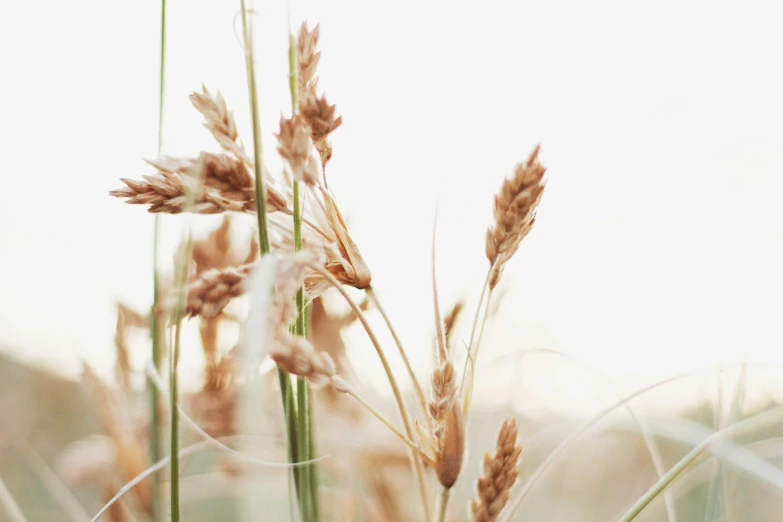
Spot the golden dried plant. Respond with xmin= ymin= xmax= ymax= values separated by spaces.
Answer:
xmin=485 ymin=145 xmax=547 ymax=289
xmin=296 ymin=22 xmax=342 ymax=169
xmin=470 ymin=417 xmax=523 ymax=522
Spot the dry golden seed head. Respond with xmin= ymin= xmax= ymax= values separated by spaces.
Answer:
xmin=158 ymin=263 xmax=253 ymax=319
xmin=299 ymin=92 xmax=342 ymax=167
xmin=470 ymin=417 xmax=523 ymax=522
xmin=296 ymin=22 xmax=321 ymax=97
xmin=276 ymin=115 xmax=319 ymax=185
xmin=485 ymin=145 xmax=547 ymax=290
xmin=190 ymin=85 xmax=252 ymax=165
xmin=434 ymin=402 xmax=465 ymax=489
xmin=110 ymin=152 xmax=287 ymax=215
xmin=299 ymin=92 xmax=343 ymax=140
xmin=319 ymin=189 xmax=371 ymax=288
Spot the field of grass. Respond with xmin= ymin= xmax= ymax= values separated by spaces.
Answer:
xmin=2 ymin=1 xmax=783 ymax=522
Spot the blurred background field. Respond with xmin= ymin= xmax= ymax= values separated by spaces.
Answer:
xmin=1 ymin=0 xmax=783 ymax=520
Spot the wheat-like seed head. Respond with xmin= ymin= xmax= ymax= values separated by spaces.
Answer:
xmin=159 ymin=263 xmax=253 ymax=319
xmin=295 ymin=22 xmax=342 ymax=169
xmin=485 ymin=145 xmax=547 ymax=289
xmin=296 ymin=22 xmax=321 ymax=99
xmin=110 ymin=152 xmax=287 ymax=214
xmin=190 ymin=85 xmax=252 ymax=166
xmin=470 ymin=417 xmax=523 ymax=522
xmin=299 ymin=92 xmax=342 ymax=167
xmin=276 ymin=114 xmax=320 ymax=184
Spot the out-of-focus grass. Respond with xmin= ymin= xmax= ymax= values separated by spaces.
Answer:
xmin=4 ymin=350 xmax=783 ymax=521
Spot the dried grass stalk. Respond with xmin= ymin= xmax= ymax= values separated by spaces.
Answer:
xmin=470 ymin=417 xmax=523 ymax=522
xmin=485 ymin=145 xmax=547 ymax=289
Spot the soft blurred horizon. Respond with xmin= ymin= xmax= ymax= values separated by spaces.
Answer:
xmin=1 ymin=0 xmax=782 ymax=416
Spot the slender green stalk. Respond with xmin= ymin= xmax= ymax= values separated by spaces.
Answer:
xmin=149 ymin=0 xmax=167 ymax=519
xmin=239 ymin=0 xmax=270 ymax=252
xmin=239 ymin=2 xmax=301 ymax=519
xmin=288 ymin=16 xmax=318 ymax=519
xmin=169 ymin=237 xmax=193 ymax=522
xmin=436 ymin=488 xmax=450 ymax=522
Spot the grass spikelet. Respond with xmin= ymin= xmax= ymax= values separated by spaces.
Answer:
xmin=276 ymin=114 xmax=319 ymax=185
xmin=190 ymin=85 xmax=252 ymax=166
xmin=485 ymin=145 xmax=547 ymax=289
xmin=173 ymin=263 xmax=254 ymax=319
xmin=295 ymin=22 xmax=342 ymax=169
xmin=470 ymin=417 xmax=523 ymax=522
xmin=296 ymin=22 xmax=320 ymax=98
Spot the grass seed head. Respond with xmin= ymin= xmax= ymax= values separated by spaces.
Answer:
xmin=470 ymin=417 xmax=523 ymax=522
xmin=485 ymin=145 xmax=547 ymax=289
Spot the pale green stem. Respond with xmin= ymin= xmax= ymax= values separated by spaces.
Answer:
xmin=436 ymin=488 xmax=450 ymax=522
xmin=238 ymin=6 xmax=301 ymax=520
xmin=169 ymin=236 xmax=193 ymax=522
xmin=149 ymin=0 xmax=167 ymax=519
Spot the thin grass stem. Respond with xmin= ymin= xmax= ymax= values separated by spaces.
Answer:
xmin=461 ymin=285 xmax=493 ymax=418
xmin=459 ymin=266 xmax=492 ymax=412
xmin=365 ymin=287 xmax=428 ymax=413
xmin=343 ymin=387 xmax=433 ymax=465
xmin=617 ymin=406 xmax=783 ymax=522
xmin=501 ymin=365 xmax=758 ymax=522
xmin=306 ymin=262 xmax=432 ymax=521
xmin=436 ymin=487 xmax=450 ymax=522
xmin=149 ymin=0 xmax=168 ymax=519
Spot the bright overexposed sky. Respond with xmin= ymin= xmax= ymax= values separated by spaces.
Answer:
xmin=1 ymin=0 xmax=781 ymax=413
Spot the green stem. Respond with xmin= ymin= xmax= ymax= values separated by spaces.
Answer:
xmin=288 ymin=15 xmax=318 ymax=520
xmin=149 ymin=0 xmax=167 ymax=519
xmin=239 ymin=0 xmax=270 ymax=252
xmin=436 ymin=488 xmax=450 ymax=522
xmin=169 ymin=237 xmax=193 ymax=522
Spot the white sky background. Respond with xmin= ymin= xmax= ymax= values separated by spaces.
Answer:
xmin=0 ymin=0 xmax=782 ymax=415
